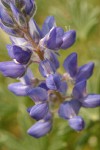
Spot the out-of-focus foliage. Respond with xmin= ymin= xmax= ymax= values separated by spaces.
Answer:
xmin=49 ymin=0 xmax=100 ymax=41
xmin=0 ymin=0 xmax=100 ymax=150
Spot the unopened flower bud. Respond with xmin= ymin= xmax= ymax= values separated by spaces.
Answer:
xmin=27 ymin=120 xmax=52 ymax=138
xmin=30 ymin=103 xmax=49 ymax=120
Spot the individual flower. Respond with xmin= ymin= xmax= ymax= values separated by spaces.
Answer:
xmin=63 ymin=53 xmax=94 ymax=83
xmin=8 ymin=69 xmax=38 ymax=96
xmin=27 ymin=120 xmax=52 ymax=138
xmin=39 ymin=16 xmax=76 ymax=51
xmin=7 ymin=45 xmax=32 ymax=64
xmin=41 ymin=16 xmax=56 ymax=36
xmin=46 ymin=73 xmax=67 ymax=95
xmin=0 ymin=4 xmax=14 ymax=27
xmin=60 ymin=30 xmax=76 ymax=49
xmin=0 ymin=61 xmax=26 ymax=78
xmin=39 ymin=59 xmax=57 ymax=77
xmin=28 ymin=87 xmax=48 ymax=103
xmin=8 ymin=82 xmax=33 ymax=96
xmin=58 ymin=80 xmax=100 ymax=131
xmin=40 ymin=27 xmax=76 ymax=51
xmin=58 ymin=99 xmax=84 ymax=131
xmin=58 ymin=100 xmax=81 ymax=120
xmin=68 ymin=116 xmax=85 ymax=131
xmin=28 ymin=103 xmax=49 ymax=121
xmin=22 ymin=0 xmax=36 ymax=18
xmin=73 ymin=81 xmax=100 ymax=108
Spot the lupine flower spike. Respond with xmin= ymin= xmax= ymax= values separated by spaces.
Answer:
xmin=0 ymin=0 xmax=100 ymax=138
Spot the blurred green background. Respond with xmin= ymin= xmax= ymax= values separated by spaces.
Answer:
xmin=0 ymin=0 xmax=100 ymax=150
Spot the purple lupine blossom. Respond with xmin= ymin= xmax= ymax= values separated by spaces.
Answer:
xmin=72 ymin=81 xmax=100 ymax=108
xmin=29 ymin=103 xmax=49 ymax=121
xmin=0 ymin=4 xmax=14 ymax=27
xmin=8 ymin=68 xmax=39 ymax=96
xmin=7 ymin=45 xmax=32 ymax=64
xmin=0 ymin=0 xmax=100 ymax=138
xmin=58 ymin=100 xmax=81 ymax=120
xmin=27 ymin=120 xmax=52 ymax=138
xmin=0 ymin=61 xmax=26 ymax=78
xmin=68 ymin=116 xmax=85 ymax=131
xmin=58 ymin=80 xmax=100 ymax=131
xmin=63 ymin=53 xmax=94 ymax=83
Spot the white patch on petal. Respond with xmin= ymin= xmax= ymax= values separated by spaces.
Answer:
xmin=13 ymin=59 xmax=20 ymax=64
